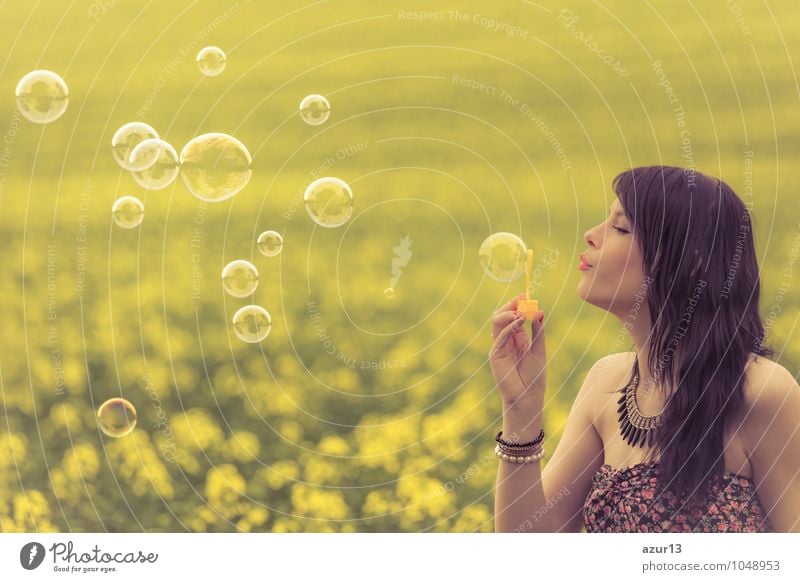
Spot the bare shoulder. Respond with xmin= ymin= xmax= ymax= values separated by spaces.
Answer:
xmin=588 ymin=351 xmax=635 ymax=389
xmin=742 ymin=356 xmax=799 ymax=414
xmin=589 ymin=351 xmax=634 ymax=376
xmin=584 ymin=352 xmax=636 ymax=424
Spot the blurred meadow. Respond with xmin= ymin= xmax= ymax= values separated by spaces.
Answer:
xmin=0 ymin=0 xmax=798 ymax=532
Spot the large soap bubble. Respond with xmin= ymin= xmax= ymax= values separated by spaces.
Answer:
xmin=179 ymin=133 xmax=252 ymax=202
xmin=303 ymin=177 xmax=353 ymax=228
xmin=479 ymin=232 xmax=527 ymax=283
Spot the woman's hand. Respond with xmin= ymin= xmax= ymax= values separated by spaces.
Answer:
xmin=489 ymin=293 xmax=547 ymax=407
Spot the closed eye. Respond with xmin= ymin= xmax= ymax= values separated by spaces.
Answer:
xmin=613 ymin=226 xmax=629 ymax=234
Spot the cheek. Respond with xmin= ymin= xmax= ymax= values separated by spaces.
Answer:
xmin=617 ymin=251 xmax=647 ymax=289
xmin=601 ymin=244 xmax=644 ymax=282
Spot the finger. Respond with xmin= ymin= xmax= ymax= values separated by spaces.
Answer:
xmin=492 ymin=292 xmax=526 ymax=318
xmin=519 ymin=311 xmax=547 ymax=382
xmin=527 ymin=310 xmax=546 ymax=357
xmin=490 ymin=315 xmax=525 ymax=357
xmin=491 ymin=311 xmax=520 ymax=337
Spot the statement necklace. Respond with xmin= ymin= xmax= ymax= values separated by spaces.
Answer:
xmin=617 ymin=360 xmax=666 ymax=448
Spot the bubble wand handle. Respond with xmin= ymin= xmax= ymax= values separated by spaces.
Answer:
xmin=517 ymin=247 xmax=539 ymax=320
xmin=525 ymin=249 xmax=533 ymax=299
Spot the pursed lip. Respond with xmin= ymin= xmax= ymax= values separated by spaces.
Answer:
xmin=579 ymin=253 xmax=593 ymax=268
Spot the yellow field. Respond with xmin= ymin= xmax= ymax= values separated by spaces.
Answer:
xmin=0 ymin=0 xmax=798 ymax=532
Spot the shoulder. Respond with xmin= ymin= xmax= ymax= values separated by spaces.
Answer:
xmin=737 ymin=356 xmax=800 ymax=531
xmin=741 ymin=356 xmax=800 ymax=448
xmin=589 ymin=351 xmax=634 ymax=375
xmin=583 ymin=352 xmax=635 ymax=422
xmin=743 ymin=356 xmax=798 ymax=408
xmin=581 ymin=352 xmax=633 ymax=394
xmin=584 ymin=352 xmax=635 ymax=389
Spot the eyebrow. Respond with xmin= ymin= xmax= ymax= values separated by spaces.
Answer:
xmin=609 ymin=209 xmax=625 ymax=217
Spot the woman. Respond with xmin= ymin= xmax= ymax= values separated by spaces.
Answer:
xmin=491 ymin=165 xmax=800 ymax=533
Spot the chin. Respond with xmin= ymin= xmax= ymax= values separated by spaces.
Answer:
xmin=576 ymin=285 xmax=610 ymax=311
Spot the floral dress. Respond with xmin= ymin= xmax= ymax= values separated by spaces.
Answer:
xmin=583 ymin=460 xmax=772 ymax=532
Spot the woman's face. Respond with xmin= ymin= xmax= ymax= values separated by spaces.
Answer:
xmin=577 ymin=198 xmax=649 ymax=318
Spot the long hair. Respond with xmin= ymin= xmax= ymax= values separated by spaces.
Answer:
xmin=611 ymin=165 xmax=774 ymax=521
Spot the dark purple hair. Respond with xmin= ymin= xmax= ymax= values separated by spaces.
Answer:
xmin=611 ymin=165 xmax=774 ymax=522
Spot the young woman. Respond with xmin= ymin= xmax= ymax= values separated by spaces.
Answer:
xmin=491 ymin=165 xmax=800 ymax=533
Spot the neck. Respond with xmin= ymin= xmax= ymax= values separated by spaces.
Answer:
xmin=620 ymin=308 xmax=677 ymax=403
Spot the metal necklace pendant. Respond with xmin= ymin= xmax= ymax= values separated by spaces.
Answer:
xmin=616 ymin=360 xmax=666 ymax=448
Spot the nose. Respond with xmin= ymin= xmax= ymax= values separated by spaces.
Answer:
xmin=584 ymin=228 xmax=598 ymax=249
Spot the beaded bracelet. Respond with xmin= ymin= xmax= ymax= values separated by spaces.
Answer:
xmin=495 ymin=429 xmax=544 ymax=448
xmin=496 ymin=441 xmax=543 ymax=456
xmin=495 ymin=444 xmax=546 ymax=464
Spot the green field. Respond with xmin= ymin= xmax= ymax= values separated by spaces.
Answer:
xmin=0 ymin=0 xmax=798 ymax=532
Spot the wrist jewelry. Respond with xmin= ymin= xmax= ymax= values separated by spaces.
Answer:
xmin=495 ymin=443 xmax=546 ymax=464
xmin=495 ymin=429 xmax=544 ymax=448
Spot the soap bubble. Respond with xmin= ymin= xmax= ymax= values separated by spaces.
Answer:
xmin=222 ymin=259 xmax=259 ymax=297
xmin=479 ymin=232 xmax=527 ymax=283
xmin=232 ymin=305 xmax=272 ymax=343
xmin=127 ymin=137 xmax=164 ymax=171
xmin=299 ymin=94 xmax=330 ymax=126
xmin=256 ymin=230 xmax=283 ymax=257
xmin=112 ymin=122 xmax=159 ymax=170
xmin=196 ymin=46 xmax=226 ymax=76
xmin=179 ymin=133 xmax=252 ymax=202
xmin=15 ymin=70 xmax=69 ymax=124
xmin=131 ymin=139 xmax=179 ymax=190
xmin=384 ymin=287 xmax=396 ymax=299
xmin=97 ymin=397 xmax=137 ymax=438
xmin=112 ymin=196 xmax=144 ymax=228
xmin=303 ymin=177 xmax=353 ymax=228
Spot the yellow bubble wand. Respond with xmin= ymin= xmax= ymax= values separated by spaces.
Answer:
xmin=516 ymin=248 xmax=539 ymax=320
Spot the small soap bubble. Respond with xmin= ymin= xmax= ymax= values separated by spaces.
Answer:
xmin=112 ymin=122 xmax=159 ymax=170
xmin=131 ymin=139 xmax=179 ymax=190
xmin=179 ymin=133 xmax=252 ymax=202
xmin=112 ymin=195 xmax=144 ymax=228
xmin=479 ymin=232 xmax=527 ymax=283
xmin=221 ymin=259 xmax=259 ymax=297
xmin=15 ymin=70 xmax=69 ymax=124
xmin=196 ymin=46 xmax=227 ymax=76
xmin=303 ymin=177 xmax=353 ymax=228
xmin=97 ymin=397 xmax=137 ymax=438
xmin=232 ymin=305 xmax=272 ymax=343
xmin=256 ymin=230 xmax=283 ymax=257
xmin=384 ymin=287 xmax=396 ymax=299
xmin=299 ymin=94 xmax=330 ymax=126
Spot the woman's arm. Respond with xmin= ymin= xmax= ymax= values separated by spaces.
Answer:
xmin=742 ymin=361 xmax=800 ymax=532
xmin=494 ymin=355 xmax=613 ymax=532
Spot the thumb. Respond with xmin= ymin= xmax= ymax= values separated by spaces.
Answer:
xmin=517 ymin=311 xmax=546 ymax=389
xmin=526 ymin=311 xmax=547 ymax=362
